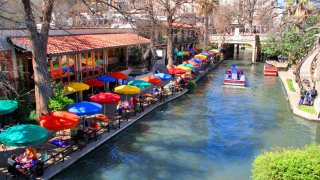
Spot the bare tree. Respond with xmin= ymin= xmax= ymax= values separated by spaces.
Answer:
xmin=0 ymin=55 xmax=17 ymax=98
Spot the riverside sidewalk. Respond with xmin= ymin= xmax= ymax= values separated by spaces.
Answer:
xmin=278 ymin=70 xmax=319 ymax=121
xmin=38 ymin=61 xmax=224 ymax=180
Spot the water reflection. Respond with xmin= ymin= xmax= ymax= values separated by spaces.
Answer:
xmin=55 ymin=51 xmax=320 ymax=180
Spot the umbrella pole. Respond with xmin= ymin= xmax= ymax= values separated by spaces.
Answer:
xmin=92 ymin=87 xmax=94 ymax=95
xmin=104 ymin=105 xmax=106 ymax=115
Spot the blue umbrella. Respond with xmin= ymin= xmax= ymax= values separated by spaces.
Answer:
xmin=187 ymin=49 xmax=195 ymax=54
xmin=191 ymin=58 xmax=202 ymax=64
xmin=207 ymin=52 xmax=215 ymax=56
xmin=68 ymin=101 xmax=102 ymax=116
xmin=96 ymin=75 xmax=115 ymax=83
xmin=153 ymin=73 xmax=172 ymax=81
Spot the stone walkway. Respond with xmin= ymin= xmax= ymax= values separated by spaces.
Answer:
xmin=299 ymin=48 xmax=319 ymax=88
xmin=278 ymin=70 xmax=319 ymax=121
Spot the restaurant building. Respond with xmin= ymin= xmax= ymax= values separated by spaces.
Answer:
xmin=0 ymin=28 xmax=150 ymax=96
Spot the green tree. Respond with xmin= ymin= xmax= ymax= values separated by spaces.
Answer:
xmin=49 ymin=82 xmax=74 ymax=111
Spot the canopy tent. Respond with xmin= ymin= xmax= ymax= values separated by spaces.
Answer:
xmin=0 ymin=100 xmax=18 ymax=116
xmin=68 ymin=101 xmax=102 ymax=116
xmin=114 ymin=85 xmax=140 ymax=94
xmin=0 ymin=124 xmax=48 ymax=147
xmin=64 ymin=82 xmax=90 ymax=92
xmin=168 ymin=67 xmax=186 ymax=75
xmin=153 ymin=73 xmax=172 ymax=81
xmin=128 ymin=80 xmax=151 ymax=88
xmin=39 ymin=111 xmax=79 ymax=131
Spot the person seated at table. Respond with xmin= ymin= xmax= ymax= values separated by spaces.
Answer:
xmin=24 ymin=147 xmax=37 ymax=159
xmin=152 ymin=86 xmax=159 ymax=97
xmin=90 ymin=120 xmax=99 ymax=130
xmin=7 ymin=154 xmax=19 ymax=175
xmin=76 ymin=125 xmax=87 ymax=144
xmin=168 ymin=81 xmax=175 ymax=95
xmin=159 ymin=86 xmax=165 ymax=102
xmin=116 ymin=101 xmax=123 ymax=116
xmin=39 ymin=148 xmax=48 ymax=164
xmin=138 ymin=95 xmax=144 ymax=111
xmin=130 ymin=96 xmax=138 ymax=111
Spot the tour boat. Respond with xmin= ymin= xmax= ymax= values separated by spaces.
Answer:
xmin=264 ymin=64 xmax=278 ymax=76
xmin=224 ymin=64 xmax=246 ymax=87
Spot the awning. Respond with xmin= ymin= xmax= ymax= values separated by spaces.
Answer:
xmin=9 ymin=33 xmax=150 ymax=56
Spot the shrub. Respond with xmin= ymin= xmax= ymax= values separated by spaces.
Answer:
xmin=286 ymin=79 xmax=295 ymax=92
xmin=252 ymin=145 xmax=320 ymax=180
xmin=49 ymin=82 xmax=74 ymax=111
xmin=187 ymin=81 xmax=197 ymax=92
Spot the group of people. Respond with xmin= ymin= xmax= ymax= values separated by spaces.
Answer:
xmin=7 ymin=147 xmax=47 ymax=176
xmin=299 ymin=85 xmax=318 ymax=106
xmin=116 ymin=95 xmax=145 ymax=116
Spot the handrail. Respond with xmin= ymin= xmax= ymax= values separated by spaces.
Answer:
xmin=295 ymin=45 xmax=317 ymax=88
xmin=310 ymin=52 xmax=318 ymax=86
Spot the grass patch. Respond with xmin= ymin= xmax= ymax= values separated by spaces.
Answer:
xmin=286 ymin=79 xmax=295 ymax=92
xmin=298 ymin=105 xmax=317 ymax=115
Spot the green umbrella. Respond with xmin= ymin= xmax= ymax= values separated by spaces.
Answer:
xmin=178 ymin=64 xmax=195 ymax=69
xmin=176 ymin=51 xmax=185 ymax=57
xmin=95 ymin=59 xmax=104 ymax=65
xmin=0 ymin=100 xmax=18 ymax=116
xmin=128 ymin=80 xmax=151 ymax=88
xmin=0 ymin=124 xmax=48 ymax=147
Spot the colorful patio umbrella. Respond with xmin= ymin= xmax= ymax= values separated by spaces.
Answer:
xmin=182 ymin=51 xmax=190 ymax=56
xmin=108 ymin=72 xmax=127 ymax=80
xmin=68 ymin=101 xmax=102 ymax=116
xmin=153 ymin=73 xmax=172 ymax=81
xmin=51 ymin=70 xmax=65 ymax=78
xmin=95 ymin=59 xmax=104 ymax=65
xmin=114 ymin=85 xmax=140 ymax=94
xmin=187 ymin=49 xmax=195 ymax=54
xmin=148 ymin=77 xmax=162 ymax=85
xmin=178 ymin=64 xmax=195 ymax=69
xmin=201 ymin=53 xmax=209 ymax=57
xmin=211 ymin=49 xmax=220 ymax=53
xmin=90 ymin=93 xmax=120 ymax=114
xmin=96 ymin=75 xmax=116 ymax=83
xmin=0 ymin=100 xmax=18 ymax=116
xmin=128 ymin=80 xmax=151 ymax=88
xmin=191 ymin=58 xmax=202 ymax=64
xmin=207 ymin=51 xmax=215 ymax=56
xmin=168 ymin=67 xmax=186 ymax=75
xmin=183 ymin=60 xmax=198 ymax=66
xmin=90 ymin=93 xmax=120 ymax=105
xmin=176 ymin=66 xmax=192 ymax=72
xmin=84 ymin=79 xmax=104 ymax=87
xmin=194 ymin=55 xmax=207 ymax=62
xmin=39 ymin=111 xmax=79 ymax=131
xmin=64 ymin=82 xmax=90 ymax=92
xmin=176 ymin=51 xmax=185 ymax=57
xmin=0 ymin=124 xmax=48 ymax=147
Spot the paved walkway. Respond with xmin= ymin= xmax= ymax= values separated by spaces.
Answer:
xmin=279 ymin=70 xmax=319 ymax=121
xmin=299 ymin=48 xmax=318 ymax=88
xmin=12 ymin=61 xmax=221 ymax=180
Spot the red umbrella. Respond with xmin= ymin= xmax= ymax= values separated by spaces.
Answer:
xmin=148 ymin=77 xmax=162 ymax=85
xmin=90 ymin=92 xmax=120 ymax=104
xmin=168 ymin=67 xmax=186 ymax=75
xmin=90 ymin=92 xmax=120 ymax=114
xmin=109 ymin=72 xmax=127 ymax=79
xmin=84 ymin=79 xmax=104 ymax=87
xmin=51 ymin=70 xmax=65 ymax=78
xmin=183 ymin=60 xmax=198 ymax=66
xmin=39 ymin=111 xmax=78 ymax=131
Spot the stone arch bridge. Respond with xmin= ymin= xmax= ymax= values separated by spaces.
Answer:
xmin=210 ymin=34 xmax=268 ymax=63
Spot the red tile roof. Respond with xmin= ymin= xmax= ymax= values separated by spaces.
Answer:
xmin=162 ymin=22 xmax=195 ymax=28
xmin=10 ymin=33 xmax=150 ymax=56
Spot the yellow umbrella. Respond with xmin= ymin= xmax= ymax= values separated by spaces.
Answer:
xmin=114 ymin=85 xmax=140 ymax=94
xmin=64 ymin=82 xmax=90 ymax=92
xmin=176 ymin=66 xmax=192 ymax=72
xmin=195 ymin=54 xmax=207 ymax=59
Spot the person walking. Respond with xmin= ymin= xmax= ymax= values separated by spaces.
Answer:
xmin=306 ymin=85 xmax=311 ymax=106
xmin=299 ymin=88 xmax=306 ymax=105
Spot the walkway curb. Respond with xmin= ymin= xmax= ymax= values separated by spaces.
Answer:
xmin=278 ymin=71 xmax=319 ymax=121
xmin=43 ymin=61 xmax=224 ymax=180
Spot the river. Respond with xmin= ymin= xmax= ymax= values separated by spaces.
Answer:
xmin=55 ymin=50 xmax=320 ymax=180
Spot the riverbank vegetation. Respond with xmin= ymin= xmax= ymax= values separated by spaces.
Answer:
xmin=286 ymin=79 xmax=295 ymax=92
xmin=252 ymin=145 xmax=320 ymax=180
xmin=262 ymin=1 xmax=320 ymax=66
